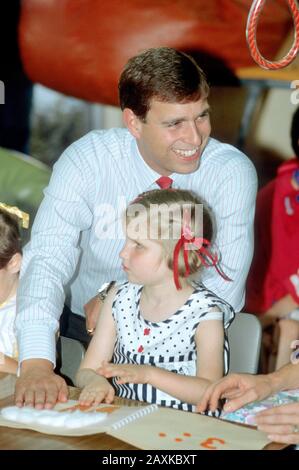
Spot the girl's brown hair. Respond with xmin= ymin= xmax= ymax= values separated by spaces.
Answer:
xmin=126 ymin=188 xmax=215 ymax=283
xmin=0 ymin=208 xmax=22 ymax=269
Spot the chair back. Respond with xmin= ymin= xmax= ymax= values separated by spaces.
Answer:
xmin=0 ymin=147 xmax=51 ymax=241
xmin=60 ymin=336 xmax=85 ymax=385
xmin=227 ymin=313 xmax=262 ymax=374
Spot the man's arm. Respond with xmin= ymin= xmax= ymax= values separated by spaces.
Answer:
xmin=16 ymin=142 xmax=94 ymax=365
xmin=202 ymin=153 xmax=257 ymax=311
xmin=15 ymin=139 xmax=95 ymax=407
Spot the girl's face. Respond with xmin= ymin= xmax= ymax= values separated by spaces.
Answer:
xmin=119 ymin=231 xmax=173 ymax=286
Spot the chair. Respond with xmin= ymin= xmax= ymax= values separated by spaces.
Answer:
xmin=0 ymin=147 xmax=51 ymax=241
xmin=60 ymin=336 xmax=85 ymax=385
xmin=227 ymin=313 xmax=262 ymax=374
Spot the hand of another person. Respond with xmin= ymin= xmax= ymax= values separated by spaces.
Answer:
xmin=0 ymin=355 xmax=18 ymax=374
xmin=266 ymin=294 xmax=299 ymax=319
xmin=197 ymin=373 xmax=274 ymax=413
xmin=15 ymin=359 xmax=68 ymax=409
xmin=255 ymin=402 xmax=299 ymax=445
xmin=98 ymin=362 xmax=151 ymax=385
xmin=84 ymin=295 xmax=103 ymax=335
xmin=78 ymin=376 xmax=115 ymax=406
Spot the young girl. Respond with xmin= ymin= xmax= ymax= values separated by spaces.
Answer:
xmin=76 ymin=189 xmax=234 ymax=411
xmin=0 ymin=203 xmax=28 ymax=374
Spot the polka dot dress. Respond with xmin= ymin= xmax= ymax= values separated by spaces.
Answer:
xmin=111 ymin=282 xmax=235 ymax=411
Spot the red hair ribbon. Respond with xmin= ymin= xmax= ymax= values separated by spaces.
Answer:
xmin=173 ymin=223 xmax=232 ymax=290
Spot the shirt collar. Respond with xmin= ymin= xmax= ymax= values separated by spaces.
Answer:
xmin=131 ymin=138 xmax=190 ymax=191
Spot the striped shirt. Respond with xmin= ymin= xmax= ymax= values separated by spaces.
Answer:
xmin=16 ymin=128 xmax=257 ymax=365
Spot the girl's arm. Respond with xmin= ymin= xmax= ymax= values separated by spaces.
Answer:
xmin=75 ymin=286 xmax=117 ymax=405
xmin=99 ymin=317 xmax=225 ymax=406
xmin=0 ymin=354 xmax=18 ymax=374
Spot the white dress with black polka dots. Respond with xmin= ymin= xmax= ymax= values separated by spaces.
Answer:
xmin=111 ymin=282 xmax=235 ymax=411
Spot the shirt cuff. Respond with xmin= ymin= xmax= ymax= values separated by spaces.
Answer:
xmin=18 ymin=324 xmax=57 ymax=368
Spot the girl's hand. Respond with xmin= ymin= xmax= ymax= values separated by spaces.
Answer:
xmin=78 ymin=376 xmax=115 ymax=406
xmin=255 ymin=402 xmax=299 ymax=445
xmin=98 ymin=362 xmax=151 ymax=385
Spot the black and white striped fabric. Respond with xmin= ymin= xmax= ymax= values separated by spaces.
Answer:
xmin=111 ymin=282 xmax=235 ymax=412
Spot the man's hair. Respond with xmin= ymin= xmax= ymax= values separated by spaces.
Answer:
xmin=126 ymin=188 xmax=215 ymax=281
xmin=0 ymin=208 xmax=22 ymax=269
xmin=291 ymin=106 xmax=299 ymax=157
xmin=119 ymin=47 xmax=209 ymax=121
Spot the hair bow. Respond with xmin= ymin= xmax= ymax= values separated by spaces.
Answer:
xmin=0 ymin=202 xmax=30 ymax=229
xmin=173 ymin=212 xmax=231 ymax=289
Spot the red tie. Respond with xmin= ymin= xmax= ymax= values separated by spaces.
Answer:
xmin=156 ymin=176 xmax=173 ymax=189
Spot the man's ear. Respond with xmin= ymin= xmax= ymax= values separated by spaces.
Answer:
xmin=122 ymin=108 xmax=142 ymax=139
xmin=6 ymin=252 xmax=22 ymax=274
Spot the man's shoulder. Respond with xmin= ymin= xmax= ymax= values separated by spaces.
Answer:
xmin=74 ymin=127 xmax=132 ymax=150
xmin=201 ymin=138 xmax=257 ymax=180
xmin=58 ymin=128 xmax=134 ymax=172
xmin=203 ymin=138 xmax=252 ymax=166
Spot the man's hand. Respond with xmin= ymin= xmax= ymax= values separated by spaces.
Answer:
xmin=98 ymin=362 xmax=151 ymax=385
xmin=15 ymin=359 xmax=68 ymax=409
xmin=84 ymin=295 xmax=103 ymax=335
xmin=197 ymin=373 xmax=274 ymax=413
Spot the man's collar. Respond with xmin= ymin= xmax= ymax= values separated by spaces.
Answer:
xmin=131 ymin=138 xmax=196 ymax=190
xmin=131 ymin=138 xmax=159 ymax=190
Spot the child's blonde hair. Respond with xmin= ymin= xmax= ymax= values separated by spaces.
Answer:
xmin=0 ymin=208 xmax=22 ymax=269
xmin=126 ymin=189 xmax=215 ymax=284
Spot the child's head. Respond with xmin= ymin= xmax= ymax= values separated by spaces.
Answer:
xmin=291 ymin=106 xmax=299 ymax=157
xmin=122 ymin=188 xmax=217 ymax=289
xmin=0 ymin=207 xmax=22 ymax=276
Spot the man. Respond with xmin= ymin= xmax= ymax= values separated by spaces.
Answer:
xmin=15 ymin=47 xmax=257 ymax=408
xmin=197 ymin=362 xmax=299 ymax=445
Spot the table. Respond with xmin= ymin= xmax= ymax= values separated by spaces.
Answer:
xmin=0 ymin=382 xmax=285 ymax=450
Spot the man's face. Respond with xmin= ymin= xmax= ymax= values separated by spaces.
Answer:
xmin=133 ymin=97 xmax=211 ymax=176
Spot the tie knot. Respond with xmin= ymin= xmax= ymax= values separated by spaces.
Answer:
xmin=156 ymin=176 xmax=173 ymax=189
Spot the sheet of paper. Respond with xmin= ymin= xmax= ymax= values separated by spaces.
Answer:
xmin=110 ymin=407 xmax=270 ymax=450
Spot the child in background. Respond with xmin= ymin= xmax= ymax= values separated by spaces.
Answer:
xmin=246 ymin=106 xmax=299 ymax=371
xmin=0 ymin=204 xmax=28 ymax=374
xmin=76 ymin=189 xmax=234 ymax=411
